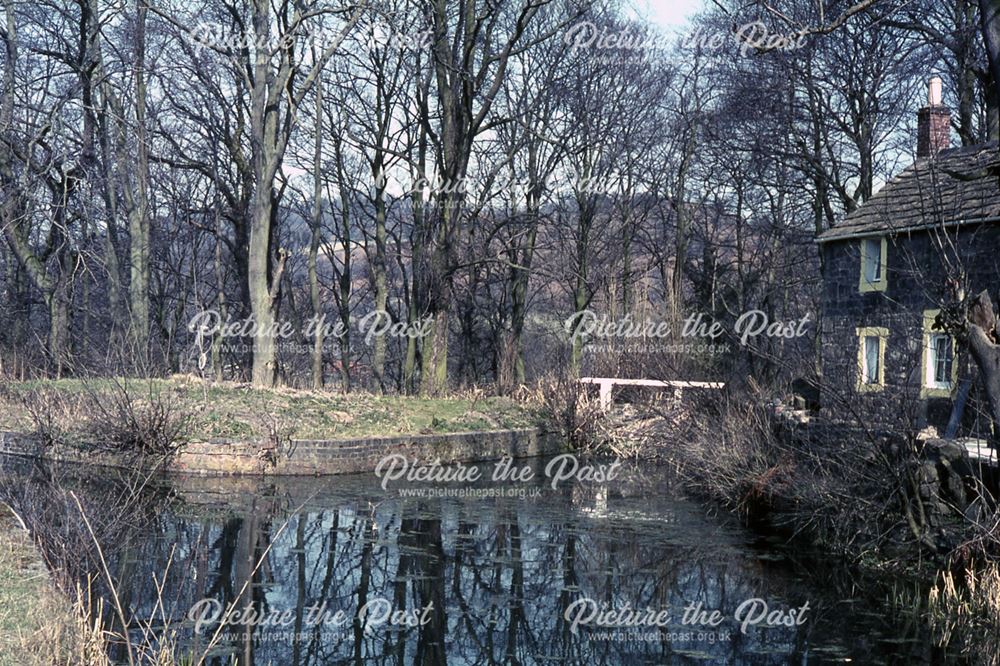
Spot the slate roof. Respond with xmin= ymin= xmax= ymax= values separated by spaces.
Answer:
xmin=816 ymin=142 xmax=1000 ymax=242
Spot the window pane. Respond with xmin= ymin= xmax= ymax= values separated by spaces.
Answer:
xmin=933 ymin=337 xmax=945 ymax=383
xmin=865 ymin=336 xmax=880 ymax=384
xmin=933 ymin=335 xmax=953 ymax=386
xmin=863 ymin=239 xmax=881 ymax=282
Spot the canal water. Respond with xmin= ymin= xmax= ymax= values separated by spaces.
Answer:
xmin=0 ymin=454 xmax=951 ymax=664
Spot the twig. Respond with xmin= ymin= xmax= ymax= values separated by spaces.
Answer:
xmin=1 ymin=500 xmax=29 ymax=533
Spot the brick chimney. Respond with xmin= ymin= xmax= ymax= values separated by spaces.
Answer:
xmin=917 ymin=75 xmax=951 ymax=159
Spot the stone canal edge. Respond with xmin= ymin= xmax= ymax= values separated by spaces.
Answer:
xmin=0 ymin=428 xmax=565 ymax=477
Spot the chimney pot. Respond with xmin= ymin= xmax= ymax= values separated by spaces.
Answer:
xmin=928 ymin=75 xmax=942 ymax=106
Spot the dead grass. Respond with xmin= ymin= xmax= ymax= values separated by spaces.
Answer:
xmin=927 ymin=562 xmax=1000 ymax=665
xmin=0 ymin=495 xmax=235 ymax=666
xmin=0 ymin=377 xmax=543 ymax=445
xmin=0 ymin=504 xmax=81 ymax=666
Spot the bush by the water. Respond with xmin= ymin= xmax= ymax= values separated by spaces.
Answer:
xmin=1 ymin=380 xmax=189 ymax=456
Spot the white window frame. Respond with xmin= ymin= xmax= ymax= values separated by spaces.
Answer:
xmin=856 ymin=326 xmax=888 ymax=392
xmin=921 ymin=310 xmax=957 ymax=398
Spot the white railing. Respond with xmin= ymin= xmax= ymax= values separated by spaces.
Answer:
xmin=579 ymin=377 xmax=725 ymax=410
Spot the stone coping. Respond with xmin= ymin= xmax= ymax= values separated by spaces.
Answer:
xmin=0 ymin=428 xmax=564 ymax=477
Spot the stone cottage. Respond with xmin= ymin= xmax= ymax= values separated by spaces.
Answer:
xmin=816 ymin=77 xmax=1000 ymax=435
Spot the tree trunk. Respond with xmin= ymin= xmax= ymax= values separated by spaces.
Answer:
xmin=985 ymin=67 xmax=1000 ymax=142
xmin=247 ymin=0 xmax=282 ymax=388
xmin=371 ymin=174 xmax=389 ymax=392
xmin=570 ymin=200 xmax=592 ymax=377
xmin=46 ymin=284 xmax=71 ymax=378
xmin=418 ymin=200 xmax=458 ymax=397
xmin=671 ymin=133 xmax=697 ymax=324
xmin=980 ymin=0 xmax=1000 ymax=118
xmin=966 ymin=291 xmax=1000 ymax=442
xmin=506 ymin=143 xmax=545 ymax=387
xmin=403 ymin=295 xmax=419 ymax=394
xmin=967 ymin=327 xmax=1000 ymax=441
xmin=249 ymin=185 xmax=279 ymax=387
xmin=509 ymin=221 xmax=537 ymax=386
xmin=325 ymin=136 xmax=354 ymax=393
xmin=0 ymin=179 xmax=72 ymax=376
xmin=404 ymin=111 xmax=429 ymax=394
xmin=418 ymin=0 xmax=540 ymax=394
xmin=128 ymin=1 xmax=151 ymax=362
xmin=242 ymin=1 xmax=361 ymax=387
xmin=420 ymin=309 xmax=450 ymax=396
xmin=94 ymin=81 xmax=126 ymax=335
xmin=212 ymin=223 xmax=228 ymax=383
xmin=310 ymin=76 xmax=324 ymax=390
xmin=418 ymin=182 xmax=459 ymax=396
xmin=337 ymin=195 xmax=351 ymax=393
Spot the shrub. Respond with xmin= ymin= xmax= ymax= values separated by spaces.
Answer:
xmin=1 ymin=380 xmax=189 ymax=457
xmin=666 ymin=396 xmax=787 ymax=515
xmin=85 ymin=381 xmax=189 ymax=456
xmin=534 ymin=374 xmax=607 ymax=450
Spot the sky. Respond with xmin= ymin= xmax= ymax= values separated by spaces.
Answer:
xmin=636 ymin=0 xmax=707 ymax=31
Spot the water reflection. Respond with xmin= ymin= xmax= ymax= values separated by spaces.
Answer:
xmin=0 ymin=456 xmax=949 ymax=664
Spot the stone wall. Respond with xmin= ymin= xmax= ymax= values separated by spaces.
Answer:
xmin=819 ymin=226 xmax=1000 ymax=433
xmin=0 ymin=428 xmax=564 ymax=477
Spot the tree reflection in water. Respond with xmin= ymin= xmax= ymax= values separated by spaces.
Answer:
xmin=0 ymin=458 xmax=943 ymax=664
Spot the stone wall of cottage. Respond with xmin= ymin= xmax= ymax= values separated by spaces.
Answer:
xmin=819 ymin=225 xmax=1000 ymax=434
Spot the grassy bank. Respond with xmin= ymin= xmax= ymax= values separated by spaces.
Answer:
xmin=0 ymin=503 xmax=190 ymax=665
xmin=0 ymin=378 xmax=543 ymax=447
xmin=0 ymin=504 xmax=79 ymax=665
